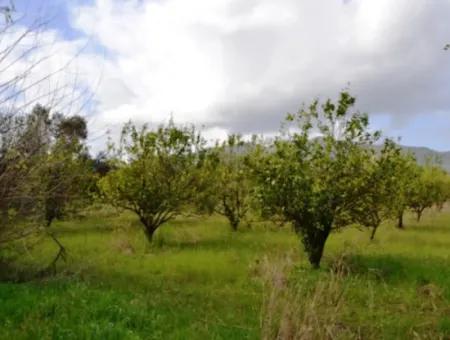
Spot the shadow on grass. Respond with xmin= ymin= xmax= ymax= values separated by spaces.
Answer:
xmin=152 ymin=230 xmax=294 ymax=253
xmin=0 ymin=261 xmax=53 ymax=283
xmin=343 ymin=254 xmax=450 ymax=290
xmin=406 ymin=225 xmax=450 ymax=234
xmin=50 ymin=224 xmax=116 ymax=236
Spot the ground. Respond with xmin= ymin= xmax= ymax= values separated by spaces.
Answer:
xmin=0 ymin=206 xmax=449 ymax=339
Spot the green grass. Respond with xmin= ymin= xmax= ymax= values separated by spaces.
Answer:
xmin=1 ymin=206 xmax=449 ymax=339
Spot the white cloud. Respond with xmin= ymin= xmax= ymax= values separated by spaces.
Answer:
xmin=64 ymin=0 xmax=450 ymax=148
xmin=0 ymin=22 xmax=102 ymax=117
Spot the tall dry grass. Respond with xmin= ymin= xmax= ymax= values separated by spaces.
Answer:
xmin=259 ymin=253 xmax=360 ymax=340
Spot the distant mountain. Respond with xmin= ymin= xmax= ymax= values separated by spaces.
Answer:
xmin=373 ymin=145 xmax=450 ymax=171
xmin=399 ymin=145 xmax=450 ymax=171
xmin=235 ymin=140 xmax=450 ymax=171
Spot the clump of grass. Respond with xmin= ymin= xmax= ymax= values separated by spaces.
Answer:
xmin=259 ymin=248 xmax=450 ymax=340
xmin=260 ymin=253 xmax=358 ymax=340
xmin=111 ymin=233 xmax=135 ymax=255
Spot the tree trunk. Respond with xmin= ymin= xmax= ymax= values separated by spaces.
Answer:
xmin=370 ymin=225 xmax=378 ymax=240
xmin=298 ymin=223 xmax=331 ymax=269
xmin=230 ymin=220 xmax=239 ymax=232
xmin=397 ymin=211 xmax=404 ymax=229
xmin=1 ymin=206 xmax=8 ymax=225
xmin=224 ymin=211 xmax=239 ymax=231
xmin=308 ymin=240 xmax=326 ymax=269
xmin=46 ymin=233 xmax=67 ymax=275
xmin=46 ymin=215 xmax=55 ymax=228
xmin=140 ymin=217 xmax=157 ymax=243
xmin=417 ymin=210 xmax=423 ymax=222
xmin=143 ymin=224 xmax=158 ymax=242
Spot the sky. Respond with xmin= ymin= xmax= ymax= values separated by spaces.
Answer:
xmin=5 ymin=0 xmax=450 ymax=151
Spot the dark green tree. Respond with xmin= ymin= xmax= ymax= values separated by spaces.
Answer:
xmin=253 ymin=92 xmax=380 ymax=268
xmin=42 ymin=114 xmax=93 ymax=227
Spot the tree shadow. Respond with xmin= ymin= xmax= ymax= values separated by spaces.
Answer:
xmin=51 ymin=224 xmax=116 ymax=236
xmin=151 ymin=237 xmax=261 ymax=253
xmin=341 ymin=254 xmax=450 ymax=290
xmin=406 ymin=225 xmax=450 ymax=234
xmin=152 ymin=230 xmax=294 ymax=253
xmin=0 ymin=261 xmax=50 ymax=282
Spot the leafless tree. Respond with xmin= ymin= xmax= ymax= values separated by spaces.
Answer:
xmin=0 ymin=1 xmax=95 ymax=267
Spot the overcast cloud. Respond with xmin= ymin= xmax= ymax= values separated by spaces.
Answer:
xmin=59 ymin=0 xmax=450 ymax=148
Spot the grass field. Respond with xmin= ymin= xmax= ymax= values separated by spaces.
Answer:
xmin=1 ymin=206 xmax=449 ymax=339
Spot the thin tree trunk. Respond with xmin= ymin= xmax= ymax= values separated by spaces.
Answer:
xmin=230 ymin=220 xmax=239 ymax=231
xmin=397 ymin=211 xmax=404 ymax=229
xmin=140 ymin=216 xmax=157 ymax=243
xmin=223 ymin=200 xmax=239 ymax=231
xmin=370 ymin=225 xmax=378 ymax=240
xmin=46 ymin=215 xmax=54 ymax=228
xmin=417 ymin=210 xmax=423 ymax=222
xmin=46 ymin=233 xmax=67 ymax=274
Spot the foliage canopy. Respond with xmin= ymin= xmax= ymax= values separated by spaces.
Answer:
xmin=99 ymin=121 xmax=205 ymax=242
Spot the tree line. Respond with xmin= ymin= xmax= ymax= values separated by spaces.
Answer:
xmin=1 ymin=92 xmax=449 ymax=269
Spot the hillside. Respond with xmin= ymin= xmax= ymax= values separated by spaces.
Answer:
xmin=396 ymin=145 xmax=450 ymax=171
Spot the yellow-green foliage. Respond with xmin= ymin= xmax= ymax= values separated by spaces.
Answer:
xmin=98 ymin=122 xmax=205 ymax=242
